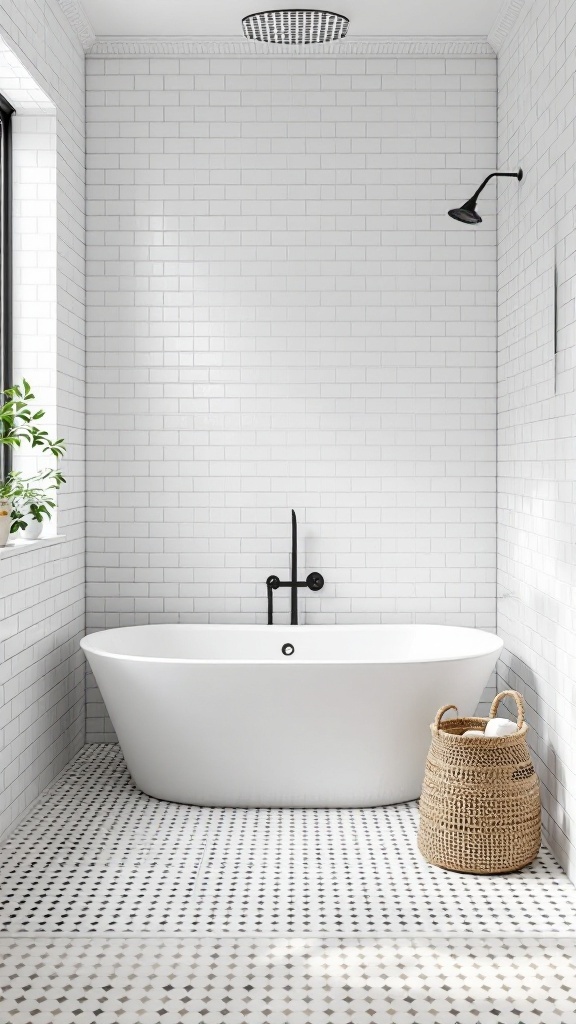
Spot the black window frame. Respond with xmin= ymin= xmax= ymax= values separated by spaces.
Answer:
xmin=0 ymin=92 xmax=14 ymax=482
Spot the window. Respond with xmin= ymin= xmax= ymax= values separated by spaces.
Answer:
xmin=0 ymin=92 xmax=14 ymax=481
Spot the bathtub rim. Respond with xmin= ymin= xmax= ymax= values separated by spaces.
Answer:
xmin=80 ymin=623 xmax=504 ymax=667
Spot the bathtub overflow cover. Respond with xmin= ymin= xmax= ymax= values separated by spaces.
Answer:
xmin=282 ymin=643 xmax=295 ymax=656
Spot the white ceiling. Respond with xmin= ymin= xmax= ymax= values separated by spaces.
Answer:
xmin=81 ymin=0 xmax=503 ymax=39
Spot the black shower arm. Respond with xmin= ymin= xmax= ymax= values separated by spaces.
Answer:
xmin=467 ymin=171 xmax=522 ymax=206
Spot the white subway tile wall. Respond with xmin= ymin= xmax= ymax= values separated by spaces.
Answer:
xmin=0 ymin=0 xmax=85 ymax=841
xmin=86 ymin=53 xmax=497 ymax=740
xmin=497 ymin=0 xmax=576 ymax=882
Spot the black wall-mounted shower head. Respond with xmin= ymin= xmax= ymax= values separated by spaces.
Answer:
xmin=449 ymin=203 xmax=482 ymax=225
xmin=448 ymin=169 xmax=523 ymax=225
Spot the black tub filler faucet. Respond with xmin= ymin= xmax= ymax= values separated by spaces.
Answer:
xmin=266 ymin=510 xmax=324 ymax=625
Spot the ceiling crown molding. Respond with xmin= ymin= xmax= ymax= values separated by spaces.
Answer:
xmin=57 ymin=0 xmax=96 ymax=52
xmin=87 ymin=36 xmax=494 ymax=56
xmin=487 ymin=0 xmax=533 ymax=53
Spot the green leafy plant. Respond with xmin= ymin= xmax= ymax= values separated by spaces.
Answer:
xmin=0 ymin=379 xmax=66 ymax=536
xmin=0 ymin=379 xmax=65 ymax=457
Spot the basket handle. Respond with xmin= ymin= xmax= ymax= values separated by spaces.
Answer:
xmin=434 ymin=704 xmax=459 ymax=730
xmin=489 ymin=689 xmax=525 ymax=729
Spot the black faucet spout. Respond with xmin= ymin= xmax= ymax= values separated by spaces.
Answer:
xmin=291 ymin=509 xmax=298 ymax=625
xmin=265 ymin=510 xmax=325 ymax=625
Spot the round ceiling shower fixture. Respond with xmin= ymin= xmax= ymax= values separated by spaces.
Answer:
xmin=242 ymin=9 xmax=349 ymax=45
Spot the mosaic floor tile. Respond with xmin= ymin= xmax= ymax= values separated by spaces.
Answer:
xmin=0 ymin=744 xmax=575 ymax=935
xmin=1 ymin=935 xmax=575 ymax=1023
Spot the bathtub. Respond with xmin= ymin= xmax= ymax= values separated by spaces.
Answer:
xmin=80 ymin=624 xmax=503 ymax=808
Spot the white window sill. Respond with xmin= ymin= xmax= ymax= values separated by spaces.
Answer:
xmin=0 ymin=535 xmax=66 ymax=559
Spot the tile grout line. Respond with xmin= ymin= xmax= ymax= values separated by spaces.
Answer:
xmin=2 ymin=930 xmax=576 ymax=941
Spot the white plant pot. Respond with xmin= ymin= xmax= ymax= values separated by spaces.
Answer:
xmin=0 ymin=499 xmax=12 ymax=546
xmin=22 ymin=518 xmax=43 ymax=540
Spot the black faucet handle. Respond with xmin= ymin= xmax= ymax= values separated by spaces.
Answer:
xmin=266 ymin=575 xmax=281 ymax=590
xmin=306 ymin=572 xmax=324 ymax=592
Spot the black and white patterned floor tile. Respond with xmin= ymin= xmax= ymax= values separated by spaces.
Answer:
xmin=0 ymin=744 xmax=575 ymax=935
xmin=1 ymin=935 xmax=575 ymax=1023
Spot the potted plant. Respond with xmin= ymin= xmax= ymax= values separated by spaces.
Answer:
xmin=0 ymin=379 xmax=66 ymax=547
xmin=0 ymin=481 xmax=11 ymax=546
xmin=7 ymin=468 xmax=65 ymax=539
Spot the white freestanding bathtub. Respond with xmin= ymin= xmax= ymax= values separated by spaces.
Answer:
xmin=80 ymin=624 xmax=503 ymax=808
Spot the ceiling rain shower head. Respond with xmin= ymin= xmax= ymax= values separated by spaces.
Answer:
xmin=242 ymin=9 xmax=349 ymax=44
xmin=448 ymin=169 xmax=523 ymax=225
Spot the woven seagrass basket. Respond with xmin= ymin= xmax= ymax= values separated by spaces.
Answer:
xmin=418 ymin=689 xmax=541 ymax=874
